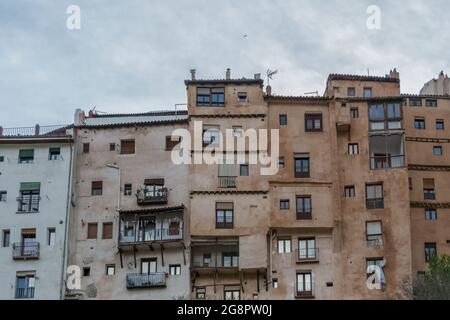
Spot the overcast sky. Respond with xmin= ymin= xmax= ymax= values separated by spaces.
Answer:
xmin=1 ymin=0 xmax=449 ymax=127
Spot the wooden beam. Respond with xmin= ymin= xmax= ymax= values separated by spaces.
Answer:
xmin=133 ymin=245 xmax=137 ymax=268
xmin=183 ymin=246 xmax=187 ymax=266
xmin=160 ymin=243 xmax=165 ymax=266
xmin=118 ymin=248 xmax=123 ymax=269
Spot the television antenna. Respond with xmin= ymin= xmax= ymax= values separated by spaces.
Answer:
xmin=304 ymin=91 xmax=319 ymax=97
xmin=266 ymin=69 xmax=278 ymax=86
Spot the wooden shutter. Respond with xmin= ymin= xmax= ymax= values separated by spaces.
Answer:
xmin=216 ymin=202 xmax=233 ymax=210
xmin=166 ymin=136 xmax=181 ymax=151
xmin=423 ymin=179 xmax=435 ymax=189
xmin=87 ymin=223 xmax=98 ymax=239
xmin=120 ymin=140 xmax=135 ymax=154
xmin=102 ymin=222 xmax=113 ymax=239
xmin=144 ymin=178 xmax=164 ymax=185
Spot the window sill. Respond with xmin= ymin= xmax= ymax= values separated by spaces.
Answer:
xmin=16 ymin=211 xmax=39 ymax=214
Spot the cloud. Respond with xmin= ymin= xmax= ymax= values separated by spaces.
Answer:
xmin=0 ymin=0 xmax=449 ymax=127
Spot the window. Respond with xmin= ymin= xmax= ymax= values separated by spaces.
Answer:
xmin=224 ymin=286 xmax=240 ymax=300
xmin=237 ymin=92 xmax=247 ymax=103
xmin=414 ymin=118 xmax=425 ymax=129
xmin=18 ymin=149 xmax=34 ymax=163
xmin=296 ymin=196 xmax=312 ymax=220
xmin=141 ymin=258 xmax=157 ymax=274
xmin=279 ymin=114 xmax=287 ymax=126
xmin=18 ymin=182 xmax=41 ymax=212
xmin=369 ymin=134 xmax=405 ymax=170
xmin=366 ymin=183 xmax=384 ymax=209
xmin=202 ymin=254 xmax=212 ymax=267
xmin=83 ymin=267 xmax=91 ymax=277
xmin=433 ymin=146 xmax=443 ymax=156
xmin=272 ymin=278 xmax=279 ymax=289
xmin=409 ymin=177 xmax=413 ymax=191
xmin=278 ymin=157 xmax=285 ymax=168
xmin=120 ymin=140 xmax=135 ymax=154
xmin=48 ymin=148 xmax=61 ymax=160
xmin=124 ymin=184 xmax=132 ymax=196
xmin=222 ymin=252 xmax=239 ymax=267
xmin=0 ymin=155 xmax=4 ymax=162
xmin=196 ymin=287 xmax=206 ymax=299
xmin=0 ymin=191 xmax=6 ymax=201
xmin=425 ymin=209 xmax=437 ymax=221
xmin=280 ymin=199 xmax=290 ymax=210
xmin=169 ymin=265 xmax=181 ymax=275
xmin=348 ymin=143 xmax=359 ymax=155
xmin=436 ymin=120 xmax=445 ymax=130
xmin=240 ymin=164 xmax=249 ymax=176
xmin=294 ymin=154 xmax=310 ymax=178
xmin=197 ymin=87 xmax=225 ymax=106
xmin=87 ymin=223 xmax=98 ymax=239
xmin=366 ymin=258 xmax=385 ymax=286
xmin=109 ymin=143 xmax=116 ymax=151
xmin=102 ymin=222 xmax=113 ymax=239
xmin=296 ymin=272 xmax=313 ymax=297
xmin=344 ymin=186 xmax=355 ymax=198
xmin=423 ymin=179 xmax=435 ymax=200
xmin=363 ymin=87 xmax=372 ymax=98
xmin=83 ymin=143 xmax=90 ymax=153
xmin=369 ymin=103 xmax=402 ymax=130
xmin=15 ymin=274 xmax=35 ymax=299
xmin=47 ymin=228 xmax=56 ymax=247
xmin=143 ymin=179 xmax=166 ymax=199
xmin=298 ymin=238 xmax=317 ymax=260
xmin=91 ymin=181 xmax=103 ymax=196
xmin=106 ymin=264 xmax=115 ymax=276
xmin=203 ymin=125 xmax=220 ymax=146
xmin=347 ymin=87 xmax=356 ymax=97
xmin=166 ymin=136 xmax=181 ymax=151
xmin=277 ymin=239 xmax=292 ymax=253
xmin=305 ymin=114 xmax=323 ymax=132
xmin=409 ymin=98 xmax=422 ymax=107
xmin=350 ymin=107 xmax=359 ymax=118
xmin=425 ymin=243 xmax=437 ymax=262
xmin=216 ymin=202 xmax=233 ymax=229
xmin=426 ymin=99 xmax=438 ymax=107
xmin=366 ymin=221 xmax=383 ymax=246
xmin=2 ymin=230 xmax=10 ymax=247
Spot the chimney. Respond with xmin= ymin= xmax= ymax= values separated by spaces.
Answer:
xmin=254 ymin=73 xmax=261 ymax=80
xmin=35 ymin=124 xmax=40 ymax=136
xmin=226 ymin=68 xmax=231 ymax=80
xmin=88 ymin=110 xmax=94 ymax=118
xmin=389 ymin=68 xmax=400 ymax=80
xmin=190 ymin=69 xmax=196 ymax=81
xmin=74 ymin=109 xmax=85 ymax=126
xmin=266 ymin=85 xmax=272 ymax=96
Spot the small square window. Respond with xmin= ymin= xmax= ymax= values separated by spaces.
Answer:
xmin=237 ymin=92 xmax=248 ymax=103
xmin=169 ymin=265 xmax=181 ymax=275
xmin=415 ymin=118 xmax=425 ymax=129
xmin=240 ymin=164 xmax=249 ymax=176
xmin=106 ymin=264 xmax=115 ymax=276
xmin=350 ymin=108 xmax=359 ymax=118
xmin=433 ymin=146 xmax=443 ymax=156
xmin=47 ymin=228 xmax=56 ymax=246
xmin=280 ymin=199 xmax=290 ymax=210
xmin=409 ymin=99 xmax=422 ymax=107
xmin=91 ymin=181 xmax=103 ymax=196
xmin=425 ymin=209 xmax=437 ymax=221
xmin=305 ymin=114 xmax=322 ymax=132
xmin=277 ymin=239 xmax=291 ymax=253
xmin=345 ymin=186 xmax=355 ymax=198
xmin=109 ymin=143 xmax=116 ymax=151
xmin=124 ymin=184 xmax=132 ymax=196
xmin=48 ymin=148 xmax=61 ymax=160
xmin=272 ymin=278 xmax=279 ymax=289
xmin=426 ymin=99 xmax=437 ymax=107
xmin=166 ymin=136 xmax=181 ymax=151
xmin=347 ymin=87 xmax=356 ymax=97
xmin=0 ymin=191 xmax=7 ymax=201
xmin=279 ymin=114 xmax=287 ymax=126
xmin=278 ymin=157 xmax=285 ymax=168
xmin=0 ymin=156 xmax=4 ymax=162
xmin=83 ymin=267 xmax=91 ymax=277
xmin=83 ymin=143 xmax=90 ymax=153
xmin=363 ymin=88 xmax=372 ymax=98
xmin=120 ymin=140 xmax=135 ymax=154
xmin=348 ymin=143 xmax=359 ymax=155
xmin=196 ymin=287 xmax=206 ymax=299
xmin=436 ymin=120 xmax=445 ymax=130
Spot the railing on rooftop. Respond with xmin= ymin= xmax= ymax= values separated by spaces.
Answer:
xmin=0 ymin=125 xmax=71 ymax=137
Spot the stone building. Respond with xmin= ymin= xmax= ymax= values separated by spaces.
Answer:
xmin=420 ymin=71 xmax=450 ymax=96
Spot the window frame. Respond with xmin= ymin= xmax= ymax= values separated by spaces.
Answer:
xmin=215 ymin=202 xmax=234 ymax=229
xmin=277 ymin=239 xmax=292 ymax=254
xmin=87 ymin=223 xmax=98 ymax=240
xmin=279 ymin=199 xmax=290 ymax=210
xmin=425 ymin=209 xmax=437 ymax=221
xmin=102 ymin=222 xmax=113 ymax=239
xmin=196 ymin=87 xmax=225 ymax=107
xmin=305 ymin=113 xmax=323 ymax=132
xmin=120 ymin=139 xmax=135 ymax=155
xmin=91 ymin=181 xmax=103 ymax=196
xmin=279 ymin=114 xmax=288 ymax=126
xmin=365 ymin=183 xmax=384 ymax=209
xmin=348 ymin=143 xmax=359 ymax=155
xmin=424 ymin=243 xmax=437 ymax=262
xmin=296 ymin=195 xmax=312 ymax=220
xmin=294 ymin=155 xmax=310 ymax=178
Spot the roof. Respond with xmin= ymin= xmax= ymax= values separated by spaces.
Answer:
xmin=80 ymin=110 xmax=189 ymax=128
xmin=185 ymin=78 xmax=264 ymax=86
xmin=265 ymin=95 xmax=331 ymax=103
xmin=327 ymin=73 xmax=400 ymax=83
xmin=0 ymin=124 xmax=74 ymax=143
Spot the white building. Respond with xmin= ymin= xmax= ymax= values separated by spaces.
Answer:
xmin=0 ymin=124 xmax=74 ymax=299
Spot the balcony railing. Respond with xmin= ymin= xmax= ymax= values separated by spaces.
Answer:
xmin=126 ymin=273 xmax=166 ymax=289
xmin=218 ymin=176 xmax=236 ymax=188
xmin=367 ymin=235 xmax=384 ymax=247
xmin=136 ymin=188 xmax=168 ymax=205
xmin=119 ymin=227 xmax=183 ymax=244
xmin=296 ymin=248 xmax=319 ymax=263
xmin=370 ymin=155 xmax=405 ymax=170
xmin=295 ymin=281 xmax=315 ymax=299
xmin=366 ymin=199 xmax=384 ymax=210
xmin=0 ymin=124 xmax=70 ymax=137
xmin=191 ymin=254 xmax=239 ymax=269
xmin=15 ymin=287 xmax=35 ymax=299
xmin=13 ymin=242 xmax=40 ymax=260
xmin=17 ymin=196 xmax=40 ymax=213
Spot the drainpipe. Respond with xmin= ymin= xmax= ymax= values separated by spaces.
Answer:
xmin=60 ymin=137 xmax=74 ymax=299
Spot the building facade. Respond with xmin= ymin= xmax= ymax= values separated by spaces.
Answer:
xmin=0 ymin=124 xmax=74 ymax=299
xmin=66 ymin=110 xmax=191 ymax=299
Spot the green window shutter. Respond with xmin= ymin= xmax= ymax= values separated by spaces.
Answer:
xmin=19 ymin=149 xmax=34 ymax=158
xmin=20 ymin=182 xmax=41 ymax=191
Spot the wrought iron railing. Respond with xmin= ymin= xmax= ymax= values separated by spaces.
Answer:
xmin=17 ymin=196 xmax=40 ymax=212
xmin=15 ymin=287 xmax=35 ymax=299
xmin=218 ymin=176 xmax=236 ymax=188
xmin=297 ymin=248 xmax=319 ymax=262
xmin=126 ymin=273 xmax=166 ymax=289
xmin=12 ymin=242 xmax=40 ymax=259
xmin=119 ymin=227 xmax=183 ymax=244
xmin=0 ymin=124 xmax=70 ymax=137
xmin=136 ymin=188 xmax=168 ymax=205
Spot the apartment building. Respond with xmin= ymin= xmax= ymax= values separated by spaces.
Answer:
xmin=0 ymin=124 xmax=74 ymax=299
xmin=66 ymin=109 xmax=190 ymax=299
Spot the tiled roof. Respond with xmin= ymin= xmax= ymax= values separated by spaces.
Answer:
xmin=81 ymin=110 xmax=188 ymax=128
xmin=401 ymin=93 xmax=450 ymax=99
xmin=327 ymin=73 xmax=400 ymax=83
xmin=265 ymin=95 xmax=331 ymax=104
xmin=185 ymin=78 xmax=264 ymax=86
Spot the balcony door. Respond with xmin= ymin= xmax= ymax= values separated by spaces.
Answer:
xmin=21 ymin=229 xmax=37 ymax=257
xmin=139 ymin=217 xmax=156 ymax=242
xmin=141 ymin=258 xmax=157 ymax=274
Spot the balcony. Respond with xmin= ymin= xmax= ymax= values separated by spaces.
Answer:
xmin=13 ymin=243 xmax=40 ymax=260
xmin=136 ymin=188 xmax=168 ymax=205
xmin=370 ymin=155 xmax=405 ymax=170
xmin=191 ymin=244 xmax=239 ymax=270
xmin=126 ymin=273 xmax=166 ymax=289
xmin=296 ymin=248 xmax=319 ymax=263
xmin=0 ymin=124 xmax=71 ymax=138
xmin=119 ymin=227 xmax=183 ymax=245
xmin=218 ymin=176 xmax=236 ymax=188
xmin=17 ymin=196 xmax=40 ymax=213
xmin=370 ymin=135 xmax=405 ymax=170
xmin=15 ymin=287 xmax=35 ymax=299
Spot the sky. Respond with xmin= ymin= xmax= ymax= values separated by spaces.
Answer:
xmin=1 ymin=0 xmax=449 ymax=127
